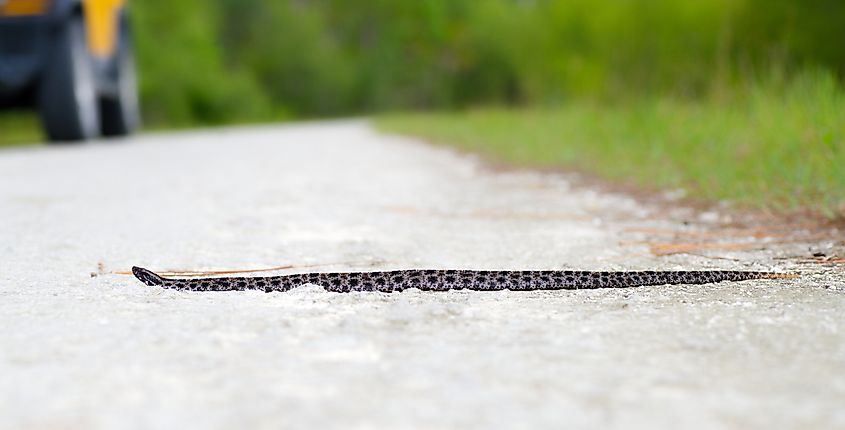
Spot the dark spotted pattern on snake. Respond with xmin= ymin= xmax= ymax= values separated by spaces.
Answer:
xmin=132 ymin=267 xmax=794 ymax=293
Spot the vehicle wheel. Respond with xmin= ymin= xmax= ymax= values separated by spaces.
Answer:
xmin=38 ymin=14 xmax=101 ymax=142
xmin=99 ymin=22 xmax=139 ymax=137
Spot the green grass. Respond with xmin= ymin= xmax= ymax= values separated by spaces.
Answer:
xmin=0 ymin=112 xmax=43 ymax=147
xmin=377 ymin=75 xmax=845 ymax=217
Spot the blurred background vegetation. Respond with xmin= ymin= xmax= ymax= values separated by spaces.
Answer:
xmin=125 ymin=0 xmax=845 ymax=125
xmin=2 ymin=0 xmax=843 ymax=214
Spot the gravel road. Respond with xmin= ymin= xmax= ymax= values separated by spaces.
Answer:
xmin=1 ymin=121 xmax=843 ymax=429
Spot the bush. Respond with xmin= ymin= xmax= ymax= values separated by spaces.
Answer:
xmin=123 ymin=0 xmax=845 ymax=125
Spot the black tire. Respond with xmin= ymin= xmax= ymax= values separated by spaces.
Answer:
xmin=38 ymin=15 xmax=101 ymax=142
xmin=99 ymin=22 xmax=139 ymax=137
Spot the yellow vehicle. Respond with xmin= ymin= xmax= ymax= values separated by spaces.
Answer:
xmin=0 ymin=0 xmax=139 ymax=141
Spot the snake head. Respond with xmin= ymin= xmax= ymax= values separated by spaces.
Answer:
xmin=132 ymin=266 xmax=164 ymax=286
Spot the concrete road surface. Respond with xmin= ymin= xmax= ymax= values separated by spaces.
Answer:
xmin=0 ymin=121 xmax=843 ymax=430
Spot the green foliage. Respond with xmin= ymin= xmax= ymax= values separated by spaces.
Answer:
xmin=4 ymin=1 xmax=845 ymax=130
xmin=217 ymin=0 xmax=357 ymax=116
xmin=127 ymin=0 xmax=845 ymax=124
xmin=132 ymin=0 xmax=276 ymax=126
xmin=377 ymin=71 xmax=845 ymax=216
xmin=0 ymin=111 xmax=41 ymax=147
xmin=4 ymin=0 xmax=842 ymax=215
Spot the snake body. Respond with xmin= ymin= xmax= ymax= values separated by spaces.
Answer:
xmin=132 ymin=266 xmax=792 ymax=293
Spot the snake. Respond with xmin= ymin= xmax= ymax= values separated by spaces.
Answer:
xmin=132 ymin=266 xmax=794 ymax=293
